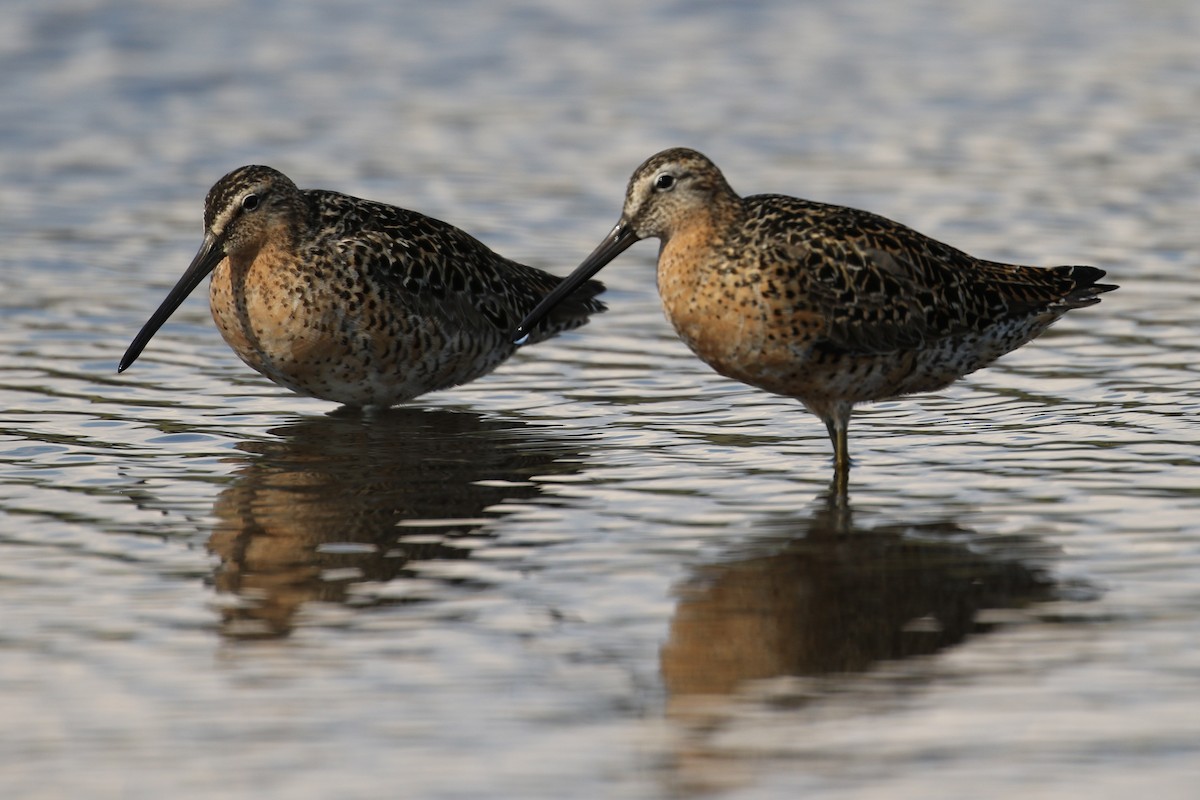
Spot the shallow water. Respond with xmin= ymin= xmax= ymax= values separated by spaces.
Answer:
xmin=2 ymin=1 xmax=1199 ymax=798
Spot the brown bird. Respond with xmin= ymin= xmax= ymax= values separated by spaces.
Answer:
xmin=119 ymin=165 xmax=605 ymax=408
xmin=515 ymin=147 xmax=1115 ymax=494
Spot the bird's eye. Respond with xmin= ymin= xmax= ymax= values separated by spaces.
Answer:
xmin=654 ymin=173 xmax=676 ymax=191
xmin=241 ymin=193 xmax=260 ymax=211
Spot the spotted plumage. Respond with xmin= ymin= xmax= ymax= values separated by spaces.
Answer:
xmin=119 ymin=165 xmax=605 ymax=407
xmin=515 ymin=147 xmax=1116 ymax=492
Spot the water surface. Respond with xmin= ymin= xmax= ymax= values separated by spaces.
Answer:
xmin=2 ymin=1 xmax=1199 ymax=798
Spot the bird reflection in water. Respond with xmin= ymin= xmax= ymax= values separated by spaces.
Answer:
xmin=206 ymin=408 xmax=584 ymax=639
xmin=660 ymin=494 xmax=1071 ymax=792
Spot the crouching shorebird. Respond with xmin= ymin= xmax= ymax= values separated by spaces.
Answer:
xmin=118 ymin=166 xmax=605 ymax=408
xmin=515 ymin=148 xmax=1115 ymax=494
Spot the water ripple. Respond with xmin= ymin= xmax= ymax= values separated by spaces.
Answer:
xmin=3 ymin=1 xmax=1200 ymax=797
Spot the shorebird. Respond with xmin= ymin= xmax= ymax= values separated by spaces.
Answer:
xmin=119 ymin=165 xmax=605 ymax=408
xmin=515 ymin=147 xmax=1115 ymax=492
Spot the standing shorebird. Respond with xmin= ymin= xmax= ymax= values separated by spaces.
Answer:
xmin=119 ymin=165 xmax=605 ymax=408
xmin=515 ymin=148 xmax=1116 ymax=493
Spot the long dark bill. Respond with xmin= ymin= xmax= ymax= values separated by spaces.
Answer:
xmin=117 ymin=233 xmax=224 ymax=373
xmin=513 ymin=220 xmax=640 ymax=344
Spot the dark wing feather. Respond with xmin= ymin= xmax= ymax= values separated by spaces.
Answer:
xmin=310 ymin=190 xmax=605 ymax=343
xmin=746 ymin=195 xmax=1112 ymax=355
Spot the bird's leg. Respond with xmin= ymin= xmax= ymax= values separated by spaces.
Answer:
xmin=823 ymin=402 xmax=852 ymax=502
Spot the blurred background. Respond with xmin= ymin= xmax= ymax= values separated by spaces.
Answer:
xmin=1 ymin=1 xmax=1198 ymax=798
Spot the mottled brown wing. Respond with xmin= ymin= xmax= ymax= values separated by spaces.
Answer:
xmin=750 ymin=195 xmax=1107 ymax=356
xmin=316 ymin=191 xmax=605 ymax=343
